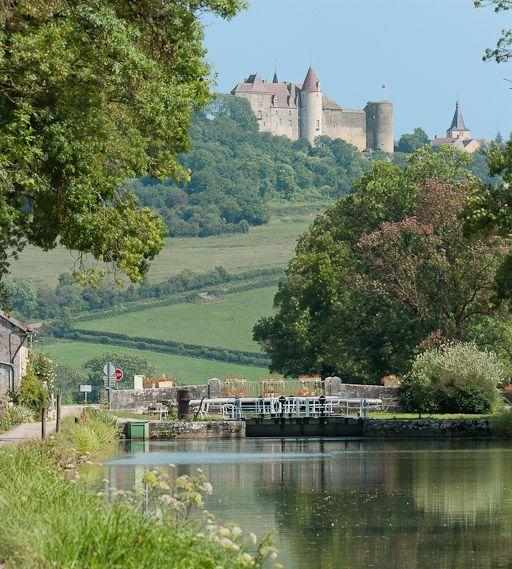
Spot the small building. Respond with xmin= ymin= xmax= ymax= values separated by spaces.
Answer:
xmin=0 ymin=311 xmax=36 ymax=395
xmin=432 ymin=101 xmax=486 ymax=153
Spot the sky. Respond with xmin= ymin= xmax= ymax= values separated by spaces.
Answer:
xmin=202 ymin=0 xmax=511 ymax=140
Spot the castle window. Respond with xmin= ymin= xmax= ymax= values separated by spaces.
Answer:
xmin=288 ymin=120 xmax=292 ymax=127
xmin=257 ymin=110 xmax=262 ymax=120
xmin=289 ymin=110 xmax=292 ymax=116
xmin=316 ymin=120 xmax=320 ymax=131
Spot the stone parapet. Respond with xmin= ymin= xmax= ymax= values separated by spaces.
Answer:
xmin=108 ymin=386 xmax=207 ymax=412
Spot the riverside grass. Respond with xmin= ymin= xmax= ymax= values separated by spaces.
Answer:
xmin=0 ymin=409 xmax=274 ymax=568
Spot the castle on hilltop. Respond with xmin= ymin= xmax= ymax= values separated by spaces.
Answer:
xmin=231 ymin=67 xmax=394 ymax=153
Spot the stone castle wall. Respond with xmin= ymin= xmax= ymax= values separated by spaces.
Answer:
xmin=323 ymin=108 xmax=366 ymax=150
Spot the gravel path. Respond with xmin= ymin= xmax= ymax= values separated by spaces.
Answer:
xmin=0 ymin=405 xmax=97 ymax=446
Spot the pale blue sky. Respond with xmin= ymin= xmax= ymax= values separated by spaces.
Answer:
xmin=202 ymin=0 xmax=511 ymax=140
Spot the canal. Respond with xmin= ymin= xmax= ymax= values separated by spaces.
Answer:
xmin=92 ymin=438 xmax=512 ymax=568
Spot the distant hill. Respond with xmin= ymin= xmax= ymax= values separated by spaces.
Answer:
xmin=129 ymin=94 xmax=371 ymax=238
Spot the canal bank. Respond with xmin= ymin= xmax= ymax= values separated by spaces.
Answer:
xmin=118 ymin=417 xmax=496 ymax=440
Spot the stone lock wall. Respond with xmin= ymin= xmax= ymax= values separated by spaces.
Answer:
xmin=120 ymin=420 xmax=245 ymax=439
xmin=363 ymin=418 xmax=492 ymax=438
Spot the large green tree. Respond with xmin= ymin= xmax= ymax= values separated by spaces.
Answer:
xmin=396 ymin=127 xmax=430 ymax=153
xmin=0 ymin=0 xmax=245 ymax=300
xmin=253 ymin=147 xmax=510 ymax=383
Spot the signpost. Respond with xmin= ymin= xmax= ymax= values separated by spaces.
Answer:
xmin=115 ymin=368 xmax=123 ymax=381
xmin=103 ymin=362 xmax=117 ymax=389
xmin=80 ymin=384 xmax=92 ymax=403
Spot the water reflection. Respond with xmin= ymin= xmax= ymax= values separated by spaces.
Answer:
xmin=90 ymin=439 xmax=512 ymax=569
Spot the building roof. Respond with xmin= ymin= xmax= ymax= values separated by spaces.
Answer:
xmin=232 ymin=75 xmax=298 ymax=108
xmin=0 ymin=310 xmax=36 ymax=333
xmin=322 ymin=95 xmax=342 ymax=110
xmin=449 ymin=101 xmax=468 ymax=131
xmin=302 ymin=66 xmax=320 ymax=93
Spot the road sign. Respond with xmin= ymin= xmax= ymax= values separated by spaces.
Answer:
xmin=80 ymin=384 xmax=92 ymax=403
xmin=103 ymin=362 xmax=116 ymax=379
xmin=115 ymin=368 xmax=123 ymax=381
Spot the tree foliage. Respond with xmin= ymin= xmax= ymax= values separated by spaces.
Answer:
xmin=396 ymin=127 xmax=430 ymax=153
xmin=254 ymin=147 xmax=511 ymax=383
xmin=0 ymin=0 xmax=245 ymax=296
xmin=475 ymin=1 xmax=512 ymax=62
xmin=131 ymin=95 xmax=370 ymax=237
xmin=83 ymin=351 xmax=156 ymax=388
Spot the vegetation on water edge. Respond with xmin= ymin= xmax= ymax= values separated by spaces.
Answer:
xmin=368 ymin=412 xmax=490 ymax=420
xmin=399 ymin=343 xmax=505 ymax=415
xmin=0 ymin=408 xmax=278 ymax=568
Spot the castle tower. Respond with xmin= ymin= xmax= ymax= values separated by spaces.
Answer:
xmin=446 ymin=100 xmax=470 ymax=140
xmin=365 ymin=101 xmax=394 ymax=153
xmin=300 ymin=67 xmax=323 ymax=144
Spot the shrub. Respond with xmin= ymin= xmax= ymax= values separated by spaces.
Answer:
xmin=399 ymin=342 xmax=505 ymax=414
xmin=490 ymin=408 xmax=512 ymax=437
xmin=9 ymin=405 xmax=35 ymax=424
xmin=11 ymin=366 xmax=50 ymax=412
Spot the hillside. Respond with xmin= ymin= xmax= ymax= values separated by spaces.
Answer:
xmin=10 ymin=218 xmax=310 ymax=287
xmin=129 ymin=94 xmax=370 ymax=237
xmin=19 ymin=218 xmax=307 ymax=387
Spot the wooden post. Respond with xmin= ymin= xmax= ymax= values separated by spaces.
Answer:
xmin=56 ymin=394 xmax=61 ymax=434
xmin=177 ymin=388 xmax=191 ymax=419
xmin=41 ymin=404 xmax=47 ymax=440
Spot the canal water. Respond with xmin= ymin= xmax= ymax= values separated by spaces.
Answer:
xmin=92 ymin=438 xmax=512 ymax=568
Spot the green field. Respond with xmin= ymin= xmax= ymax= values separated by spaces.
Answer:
xmin=42 ymin=342 xmax=269 ymax=383
xmin=10 ymin=219 xmax=309 ymax=286
xmin=77 ymin=286 xmax=277 ymax=353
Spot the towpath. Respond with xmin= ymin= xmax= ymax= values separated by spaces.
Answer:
xmin=0 ymin=405 xmax=96 ymax=446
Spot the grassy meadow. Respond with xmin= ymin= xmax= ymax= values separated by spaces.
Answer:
xmin=19 ymin=217 xmax=314 ymax=382
xmin=76 ymin=286 xmax=277 ymax=353
xmin=42 ymin=341 xmax=269 ymax=383
xmin=11 ymin=219 xmax=309 ymax=286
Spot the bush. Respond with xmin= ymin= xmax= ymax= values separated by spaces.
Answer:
xmin=399 ymin=342 xmax=505 ymax=414
xmin=489 ymin=408 xmax=512 ymax=437
xmin=10 ymin=366 xmax=50 ymax=412
xmin=0 ymin=405 xmax=35 ymax=433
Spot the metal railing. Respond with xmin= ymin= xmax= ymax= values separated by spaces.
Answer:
xmin=189 ymin=396 xmax=382 ymax=420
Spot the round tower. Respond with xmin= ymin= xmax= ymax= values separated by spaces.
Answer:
xmin=300 ymin=67 xmax=323 ymax=145
xmin=365 ymin=101 xmax=394 ymax=153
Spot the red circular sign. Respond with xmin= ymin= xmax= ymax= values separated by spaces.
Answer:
xmin=115 ymin=368 xmax=124 ymax=381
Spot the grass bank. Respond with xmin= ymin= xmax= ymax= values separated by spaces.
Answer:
xmin=41 ymin=341 xmax=269 ymax=383
xmin=76 ymin=286 xmax=277 ymax=353
xmin=11 ymin=219 xmax=309 ymax=286
xmin=0 ymin=409 xmax=274 ymax=568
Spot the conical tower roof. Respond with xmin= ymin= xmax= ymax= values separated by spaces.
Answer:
xmin=449 ymin=100 xmax=468 ymax=131
xmin=302 ymin=67 xmax=320 ymax=92
xmin=272 ymin=71 xmax=279 ymax=83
